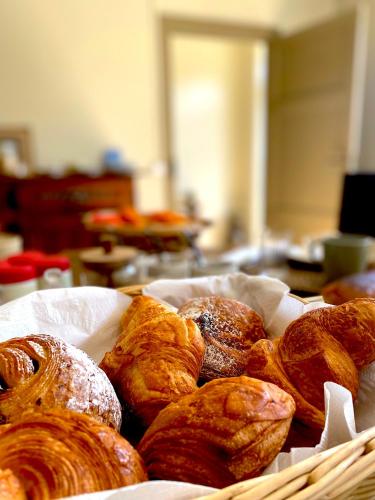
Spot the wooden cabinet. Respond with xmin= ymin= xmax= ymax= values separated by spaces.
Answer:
xmin=0 ymin=174 xmax=133 ymax=253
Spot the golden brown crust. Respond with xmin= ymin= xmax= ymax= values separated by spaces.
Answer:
xmin=0 ymin=469 xmax=26 ymax=499
xmin=100 ymin=296 xmax=205 ymax=426
xmin=178 ymin=296 xmax=266 ymax=381
xmin=0 ymin=409 xmax=147 ymax=499
xmin=322 ymin=271 xmax=375 ymax=305
xmin=322 ymin=298 xmax=375 ymax=369
xmin=138 ymin=376 xmax=295 ymax=488
xmin=247 ymin=339 xmax=326 ymax=429
xmin=247 ymin=299 xmax=375 ymax=429
xmin=280 ymin=310 xmax=359 ymax=411
xmin=0 ymin=334 xmax=122 ymax=429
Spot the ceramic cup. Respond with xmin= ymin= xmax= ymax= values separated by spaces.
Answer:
xmin=322 ymin=234 xmax=372 ymax=282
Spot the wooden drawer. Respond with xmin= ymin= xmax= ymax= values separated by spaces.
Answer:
xmin=16 ymin=174 xmax=133 ymax=212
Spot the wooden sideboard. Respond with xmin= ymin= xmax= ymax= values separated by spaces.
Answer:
xmin=0 ymin=174 xmax=133 ymax=253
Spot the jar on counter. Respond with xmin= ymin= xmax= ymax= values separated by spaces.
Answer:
xmin=0 ymin=262 xmax=38 ymax=304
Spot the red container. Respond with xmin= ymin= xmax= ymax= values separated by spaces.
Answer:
xmin=7 ymin=251 xmax=45 ymax=270
xmin=34 ymin=255 xmax=71 ymax=277
xmin=0 ymin=262 xmax=36 ymax=284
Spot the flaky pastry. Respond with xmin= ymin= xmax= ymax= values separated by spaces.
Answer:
xmin=247 ymin=299 xmax=375 ymax=428
xmin=138 ymin=376 xmax=295 ymax=488
xmin=0 ymin=409 xmax=147 ymax=499
xmin=100 ymin=296 xmax=205 ymax=426
xmin=179 ymin=296 xmax=266 ymax=381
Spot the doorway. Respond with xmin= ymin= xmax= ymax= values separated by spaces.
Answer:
xmin=162 ymin=18 xmax=271 ymax=250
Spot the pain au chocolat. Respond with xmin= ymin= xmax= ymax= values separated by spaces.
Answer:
xmin=247 ymin=298 xmax=375 ymax=428
xmin=178 ymin=296 xmax=266 ymax=381
xmin=100 ymin=295 xmax=205 ymax=426
xmin=138 ymin=376 xmax=295 ymax=488
xmin=0 ymin=409 xmax=147 ymax=499
xmin=0 ymin=334 xmax=121 ymax=429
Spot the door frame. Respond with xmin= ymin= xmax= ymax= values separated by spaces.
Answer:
xmin=158 ymin=15 xmax=276 ymax=208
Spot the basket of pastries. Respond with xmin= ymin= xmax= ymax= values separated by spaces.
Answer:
xmin=83 ymin=207 xmax=210 ymax=253
xmin=1 ymin=274 xmax=375 ymax=499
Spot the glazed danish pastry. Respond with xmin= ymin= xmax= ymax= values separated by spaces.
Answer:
xmin=138 ymin=376 xmax=295 ymax=488
xmin=100 ymin=295 xmax=205 ymax=426
xmin=0 ymin=334 xmax=122 ymax=429
xmin=0 ymin=409 xmax=147 ymax=499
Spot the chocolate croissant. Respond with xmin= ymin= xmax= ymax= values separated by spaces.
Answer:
xmin=100 ymin=296 xmax=205 ymax=426
xmin=247 ymin=298 xmax=375 ymax=428
xmin=0 ymin=409 xmax=147 ymax=499
xmin=178 ymin=296 xmax=266 ymax=381
xmin=0 ymin=334 xmax=122 ymax=429
xmin=138 ymin=376 xmax=295 ymax=488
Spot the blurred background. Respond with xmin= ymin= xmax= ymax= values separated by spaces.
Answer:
xmin=1 ymin=0 xmax=375 ymax=296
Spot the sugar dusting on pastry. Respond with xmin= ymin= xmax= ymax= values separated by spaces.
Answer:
xmin=60 ymin=340 xmax=122 ymax=427
xmin=178 ymin=296 xmax=266 ymax=381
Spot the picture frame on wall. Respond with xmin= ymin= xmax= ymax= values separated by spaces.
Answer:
xmin=0 ymin=127 xmax=33 ymax=178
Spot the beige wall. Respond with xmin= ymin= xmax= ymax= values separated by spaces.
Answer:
xmin=0 ymin=0 xmax=164 ymax=210
xmin=360 ymin=0 xmax=375 ymax=170
xmin=156 ymin=0 xmax=344 ymax=31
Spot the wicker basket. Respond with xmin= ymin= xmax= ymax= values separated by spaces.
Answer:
xmin=118 ymin=285 xmax=375 ymax=500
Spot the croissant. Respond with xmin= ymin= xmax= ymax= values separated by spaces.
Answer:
xmin=0 ymin=334 xmax=122 ymax=429
xmin=0 ymin=409 xmax=147 ymax=499
xmin=178 ymin=296 xmax=266 ymax=381
xmin=100 ymin=296 xmax=205 ymax=426
xmin=138 ymin=376 xmax=295 ymax=488
xmin=247 ymin=298 xmax=375 ymax=428
xmin=0 ymin=469 xmax=26 ymax=499
xmin=322 ymin=271 xmax=375 ymax=305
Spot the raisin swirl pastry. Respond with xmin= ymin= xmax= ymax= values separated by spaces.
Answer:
xmin=100 ymin=296 xmax=205 ymax=427
xmin=178 ymin=296 xmax=266 ymax=381
xmin=0 ymin=409 xmax=147 ymax=499
xmin=0 ymin=334 xmax=122 ymax=429
xmin=138 ymin=376 xmax=295 ymax=488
